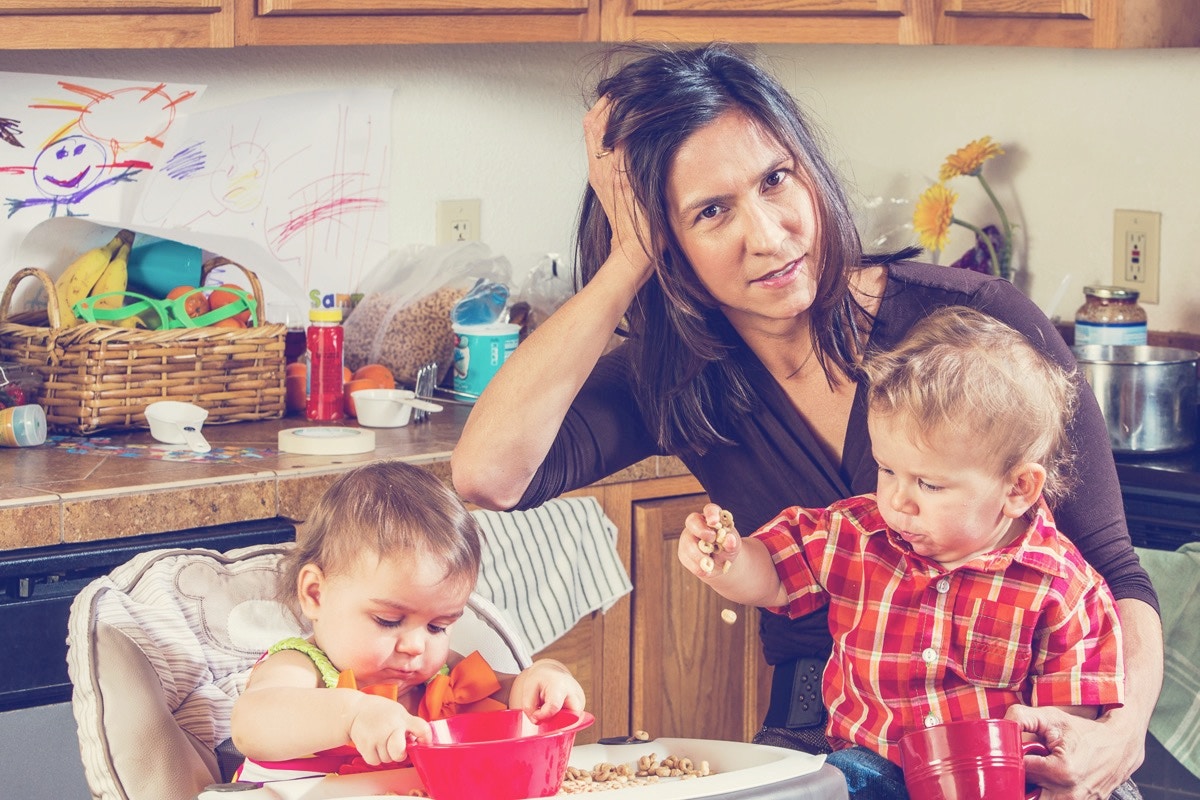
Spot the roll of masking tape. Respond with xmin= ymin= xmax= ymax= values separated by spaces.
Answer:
xmin=277 ymin=426 xmax=376 ymax=455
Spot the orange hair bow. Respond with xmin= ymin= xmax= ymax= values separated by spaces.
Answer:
xmin=418 ymin=650 xmax=506 ymax=721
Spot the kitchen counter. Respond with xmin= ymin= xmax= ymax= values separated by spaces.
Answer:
xmin=0 ymin=408 xmax=687 ymax=552
xmin=4 ymin=397 xmax=1198 ymax=553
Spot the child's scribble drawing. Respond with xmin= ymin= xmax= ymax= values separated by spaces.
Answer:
xmin=0 ymin=118 xmax=23 ymax=148
xmin=2 ymin=74 xmax=388 ymax=319
xmin=1 ymin=72 xmax=204 ymax=299
xmin=5 ymin=134 xmax=143 ymax=218
xmin=3 ymin=78 xmax=199 ymax=220
xmin=133 ymin=89 xmax=392 ymax=312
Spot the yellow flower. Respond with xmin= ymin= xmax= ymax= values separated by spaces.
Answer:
xmin=912 ymin=183 xmax=957 ymax=253
xmin=939 ymin=136 xmax=1005 ymax=181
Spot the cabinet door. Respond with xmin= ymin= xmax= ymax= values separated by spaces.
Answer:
xmin=521 ymin=482 xmax=635 ymax=744
xmin=631 ymin=492 xmax=771 ymax=742
xmin=600 ymin=0 xmax=930 ymax=45
xmin=0 ymin=0 xmax=234 ymax=48
xmin=236 ymin=0 xmax=600 ymax=45
xmin=938 ymin=0 xmax=1200 ymax=47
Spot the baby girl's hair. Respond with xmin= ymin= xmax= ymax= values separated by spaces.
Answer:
xmin=280 ymin=460 xmax=483 ymax=601
xmin=861 ymin=306 xmax=1078 ymax=504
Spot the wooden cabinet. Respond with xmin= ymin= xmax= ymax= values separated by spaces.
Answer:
xmin=234 ymin=0 xmax=600 ymax=46
xmin=599 ymin=0 xmax=929 ymax=45
xmin=0 ymin=0 xmax=235 ymax=49
xmin=599 ymin=0 xmax=1200 ymax=47
xmin=934 ymin=0 xmax=1200 ymax=48
xmin=531 ymin=473 xmax=769 ymax=745
xmin=629 ymin=484 xmax=772 ymax=742
xmin=4 ymin=0 xmax=1196 ymax=47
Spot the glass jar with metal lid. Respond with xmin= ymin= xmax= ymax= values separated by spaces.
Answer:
xmin=1074 ymin=285 xmax=1147 ymax=346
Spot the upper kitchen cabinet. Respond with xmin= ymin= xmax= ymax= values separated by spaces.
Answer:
xmin=935 ymin=0 xmax=1200 ymax=48
xmin=0 ymin=0 xmax=235 ymax=49
xmin=234 ymin=0 xmax=600 ymax=45
xmin=600 ymin=0 xmax=931 ymax=45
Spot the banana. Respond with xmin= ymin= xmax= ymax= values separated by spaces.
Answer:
xmin=88 ymin=241 xmax=130 ymax=311
xmin=53 ymin=229 xmax=134 ymax=326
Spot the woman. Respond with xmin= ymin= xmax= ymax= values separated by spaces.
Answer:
xmin=451 ymin=42 xmax=1160 ymax=800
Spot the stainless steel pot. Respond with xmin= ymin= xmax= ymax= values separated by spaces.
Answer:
xmin=1073 ymin=345 xmax=1198 ymax=454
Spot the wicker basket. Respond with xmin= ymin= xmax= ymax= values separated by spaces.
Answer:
xmin=0 ymin=258 xmax=286 ymax=435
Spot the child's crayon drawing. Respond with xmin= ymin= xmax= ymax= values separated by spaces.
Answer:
xmin=131 ymin=88 xmax=392 ymax=315
xmin=0 ymin=72 xmax=203 ymax=306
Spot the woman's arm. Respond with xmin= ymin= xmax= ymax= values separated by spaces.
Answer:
xmin=452 ymin=258 xmax=646 ymax=510
xmin=453 ymin=96 xmax=654 ymax=509
xmin=1008 ymin=598 xmax=1162 ymax=800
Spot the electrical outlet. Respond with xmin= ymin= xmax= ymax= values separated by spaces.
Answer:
xmin=1112 ymin=209 xmax=1160 ymax=304
xmin=436 ymin=199 xmax=481 ymax=245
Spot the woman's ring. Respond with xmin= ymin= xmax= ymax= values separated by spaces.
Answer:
xmin=594 ymin=149 xmax=612 ymax=159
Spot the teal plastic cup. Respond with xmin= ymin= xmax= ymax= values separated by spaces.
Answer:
xmin=127 ymin=236 xmax=203 ymax=298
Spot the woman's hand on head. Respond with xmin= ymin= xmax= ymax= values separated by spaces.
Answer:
xmin=509 ymin=658 xmax=586 ymax=723
xmin=583 ymin=94 xmax=654 ymax=286
xmin=347 ymin=694 xmax=432 ymax=766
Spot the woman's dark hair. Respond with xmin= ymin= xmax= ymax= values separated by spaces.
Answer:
xmin=575 ymin=42 xmax=915 ymax=455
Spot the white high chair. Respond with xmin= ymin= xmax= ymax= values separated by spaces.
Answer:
xmin=65 ymin=542 xmax=532 ymax=800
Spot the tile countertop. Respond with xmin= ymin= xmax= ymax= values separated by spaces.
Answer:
xmin=0 ymin=407 xmax=685 ymax=552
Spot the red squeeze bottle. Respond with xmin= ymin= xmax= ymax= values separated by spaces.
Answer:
xmin=305 ymin=308 xmax=345 ymax=421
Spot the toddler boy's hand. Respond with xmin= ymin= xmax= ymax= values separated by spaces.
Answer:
xmin=678 ymin=503 xmax=741 ymax=579
xmin=510 ymin=658 xmax=586 ymax=723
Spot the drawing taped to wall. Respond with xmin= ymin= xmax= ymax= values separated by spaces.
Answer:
xmin=1 ymin=77 xmax=200 ymax=221
xmin=0 ymin=72 xmax=204 ymax=311
xmin=131 ymin=88 xmax=393 ymax=315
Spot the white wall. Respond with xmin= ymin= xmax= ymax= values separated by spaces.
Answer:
xmin=1 ymin=42 xmax=1195 ymax=332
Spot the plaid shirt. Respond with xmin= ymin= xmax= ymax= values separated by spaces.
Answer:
xmin=754 ymin=495 xmax=1124 ymax=764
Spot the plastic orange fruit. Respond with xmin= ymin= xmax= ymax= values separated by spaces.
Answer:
xmin=285 ymin=362 xmax=307 ymax=378
xmin=352 ymin=364 xmax=395 ymax=390
xmin=166 ymin=285 xmax=210 ymax=319
xmin=285 ymin=373 xmax=306 ymax=414
xmin=342 ymin=366 xmax=353 ymax=384
xmin=211 ymin=316 xmax=247 ymax=328
xmin=208 ymin=283 xmax=252 ymax=325
xmin=343 ymin=378 xmax=377 ymax=417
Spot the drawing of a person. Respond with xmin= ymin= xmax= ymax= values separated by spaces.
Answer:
xmin=5 ymin=133 xmax=142 ymax=219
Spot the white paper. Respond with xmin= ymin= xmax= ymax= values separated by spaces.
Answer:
xmin=129 ymin=88 xmax=393 ymax=315
xmin=0 ymin=72 xmax=204 ymax=313
xmin=3 ymin=73 xmax=392 ymax=321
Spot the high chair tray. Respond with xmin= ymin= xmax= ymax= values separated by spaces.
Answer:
xmin=197 ymin=738 xmax=846 ymax=800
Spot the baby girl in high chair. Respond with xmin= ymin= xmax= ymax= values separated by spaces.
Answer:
xmin=231 ymin=460 xmax=585 ymax=777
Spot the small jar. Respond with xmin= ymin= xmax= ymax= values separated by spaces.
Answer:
xmin=1074 ymin=285 xmax=1147 ymax=346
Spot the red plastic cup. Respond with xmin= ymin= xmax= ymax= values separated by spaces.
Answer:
xmin=899 ymin=718 xmax=1050 ymax=800
xmin=407 ymin=708 xmax=594 ymax=799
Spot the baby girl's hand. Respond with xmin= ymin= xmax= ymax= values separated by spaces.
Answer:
xmin=347 ymin=694 xmax=432 ymax=766
xmin=678 ymin=503 xmax=741 ymax=579
xmin=509 ymin=659 xmax=586 ymax=723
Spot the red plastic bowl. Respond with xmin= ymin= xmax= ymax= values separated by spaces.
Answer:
xmin=408 ymin=708 xmax=594 ymax=799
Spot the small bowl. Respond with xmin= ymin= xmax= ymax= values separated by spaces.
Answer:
xmin=408 ymin=708 xmax=594 ymax=799
xmin=144 ymin=400 xmax=211 ymax=452
xmin=351 ymin=388 xmax=442 ymax=428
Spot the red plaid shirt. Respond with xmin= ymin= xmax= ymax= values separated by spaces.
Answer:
xmin=754 ymin=495 xmax=1124 ymax=764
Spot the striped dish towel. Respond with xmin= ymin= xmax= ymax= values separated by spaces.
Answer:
xmin=472 ymin=496 xmax=631 ymax=654
xmin=1137 ymin=542 xmax=1200 ymax=780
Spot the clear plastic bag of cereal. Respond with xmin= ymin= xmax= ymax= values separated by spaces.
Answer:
xmin=344 ymin=242 xmax=512 ymax=386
